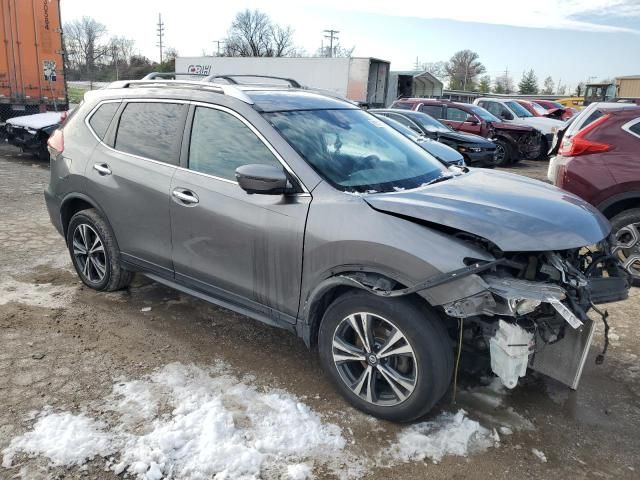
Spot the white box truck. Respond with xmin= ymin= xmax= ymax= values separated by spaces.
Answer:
xmin=175 ymin=56 xmax=390 ymax=107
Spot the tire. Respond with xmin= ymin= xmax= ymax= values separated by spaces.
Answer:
xmin=66 ymin=208 xmax=133 ymax=291
xmin=536 ymin=137 xmax=549 ymax=161
xmin=318 ymin=290 xmax=454 ymax=422
xmin=493 ymin=138 xmax=513 ymax=167
xmin=610 ymin=208 xmax=640 ymax=286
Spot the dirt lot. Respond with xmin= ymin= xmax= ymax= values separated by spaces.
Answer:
xmin=0 ymin=146 xmax=638 ymax=479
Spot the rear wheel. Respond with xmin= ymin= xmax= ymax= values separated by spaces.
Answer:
xmin=67 ymin=209 xmax=133 ymax=291
xmin=318 ymin=291 xmax=453 ymax=422
xmin=611 ymin=209 xmax=640 ymax=285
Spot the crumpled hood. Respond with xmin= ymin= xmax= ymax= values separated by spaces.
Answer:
xmin=437 ymin=130 xmax=494 ymax=146
xmin=364 ymin=169 xmax=611 ymax=252
xmin=514 ymin=116 xmax=564 ymax=134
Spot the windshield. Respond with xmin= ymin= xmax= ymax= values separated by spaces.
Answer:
xmin=531 ymin=102 xmax=549 ymax=115
xmin=265 ymin=109 xmax=447 ymax=193
xmin=408 ymin=111 xmax=452 ymax=133
xmin=468 ymin=105 xmax=500 ymax=122
xmin=505 ymin=101 xmax=533 ymax=118
xmin=374 ymin=114 xmax=423 ymax=141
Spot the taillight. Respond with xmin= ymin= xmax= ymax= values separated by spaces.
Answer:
xmin=559 ymin=114 xmax=612 ymax=157
xmin=47 ymin=129 xmax=64 ymax=155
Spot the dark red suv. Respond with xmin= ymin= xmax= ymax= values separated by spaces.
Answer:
xmin=549 ymin=106 xmax=640 ymax=282
xmin=391 ymin=98 xmax=541 ymax=166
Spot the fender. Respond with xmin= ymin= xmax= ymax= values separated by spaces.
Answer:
xmin=59 ymin=192 xmax=113 ymax=236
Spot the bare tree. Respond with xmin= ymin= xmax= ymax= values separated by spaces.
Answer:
xmin=314 ymin=44 xmax=354 ymax=58
xmin=494 ymin=73 xmax=515 ymax=94
xmin=223 ymin=9 xmax=296 ymax=57
xmin=64 ymin=17 xmax=109 ymax=80
xmin=445 ymin=50 xmax=485 ymax=90
xmin=541 ymin=76 xmax=555 ymax=95
xmin=420 ymin=61 xmax=448 ymax=81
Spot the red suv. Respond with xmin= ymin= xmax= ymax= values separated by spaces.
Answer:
xmin=391 ymin=98 xmax=541 ymax=166
xmin=549 ymin=106 xmax=640 ymax=282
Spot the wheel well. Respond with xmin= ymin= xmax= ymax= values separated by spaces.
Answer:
xmin=305 ymin=274 xmax=428 ymax=349
xmin=61 ymin=198 xmax=94 ymax=237
xmin=601 ymin=197 xmax=640 ymax=220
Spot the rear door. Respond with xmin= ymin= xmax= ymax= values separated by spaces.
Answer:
xmin=169 ymin=103 xmax=311 ymax=323
xmin=85 ymin=100 xmax=187 ymax=276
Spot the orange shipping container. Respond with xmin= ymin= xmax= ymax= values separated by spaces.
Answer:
xmin=0 ymin=0 xmax=67 ymax=120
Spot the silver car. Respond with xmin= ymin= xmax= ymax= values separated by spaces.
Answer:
xmin=45 ymin=78 xmax=629 ymax=422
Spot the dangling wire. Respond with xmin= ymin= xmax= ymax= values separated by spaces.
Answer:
xmin=452 ymin=318 xmax=464 ymax=404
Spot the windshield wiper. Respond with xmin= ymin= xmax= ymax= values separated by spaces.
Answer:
xmin=422 ymin=174 xmax=454 ymax=187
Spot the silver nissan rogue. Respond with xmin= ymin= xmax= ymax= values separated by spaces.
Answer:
xmin=45 ymin=76 xmax=629 ymax=422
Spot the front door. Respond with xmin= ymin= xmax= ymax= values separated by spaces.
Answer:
xmin=170 ymin=105 xmax=311 ymax=322
xmin=444 ymin=106 xmax=482 ymax=135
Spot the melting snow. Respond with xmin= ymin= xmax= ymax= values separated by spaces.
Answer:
xmin=2 ymin=363 xmax=345 ymax=479
xmin=383 ymin=410 xmax=499 ymax=464
xmin=1 ymin=411 xmax=114 ymax=468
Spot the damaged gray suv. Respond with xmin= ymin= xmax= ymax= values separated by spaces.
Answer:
xmin=45 ymin=77 xmax=629 ymax=422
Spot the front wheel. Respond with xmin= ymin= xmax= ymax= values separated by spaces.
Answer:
xmin=611 ymin=208 xmax=640 ymax=286
xmin=493 ymin=139 xmax=513 ymax=166
xmin=318 ymin=291 xmax=453 ymax=422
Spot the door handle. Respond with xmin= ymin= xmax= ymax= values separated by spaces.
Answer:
xmin=172 ymin=188 xmax=199 ymax=205
xmin=93 ymin=163 xmax=112 ymax=175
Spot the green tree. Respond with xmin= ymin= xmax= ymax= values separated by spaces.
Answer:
xmin=445 ymin=50 xmax=485 ymax=90
xmin=478 ymin=75 xmax=491 ymax=93
xmin=541 ymin=76 xmax=555 ymax=95
xmin=518 ymin=69 xmax=539 ymax=94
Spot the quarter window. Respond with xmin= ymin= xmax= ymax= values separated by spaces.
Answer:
xmin=88 ymin=102 xmax=119 ymax=140
xmin=628 ymin=120 xmax=640 ymax=137
xmin=114 ymin=102 xmax=186 ymax=164
xmin=188 ymin=107 xmax=281 ymax=181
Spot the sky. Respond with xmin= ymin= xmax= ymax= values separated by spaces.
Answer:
xmin=60 ymin=0 xmax=640 ymax=91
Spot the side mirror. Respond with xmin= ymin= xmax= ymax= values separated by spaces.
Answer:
xmin=235 ymin=164 xmax=290 ymax=195
xmin=501 ymin=111 xmax=514 ymax=121
xmin=465 ymin=114 xmax=479 ymax=124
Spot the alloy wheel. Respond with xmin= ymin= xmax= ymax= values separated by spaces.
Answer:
xmin=332 ymin=312 xmax=417 ymax=406
xmin=493 ymin=144 xmax=506 ymax=165
xmin=613 ymin=222 xmax=640 ymax=280
xmin=72 ymin=223 xmax=107 ymax=284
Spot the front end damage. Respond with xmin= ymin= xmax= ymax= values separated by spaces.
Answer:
xmin=440 ymin=240 xmax=629 ymax=389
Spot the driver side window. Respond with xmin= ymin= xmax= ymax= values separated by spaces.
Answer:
xmin=189 ymin=106 xmax=281 ymax=181
xmin=388 ymin=114 xmax=422 ymax=134
xmin=446 ymin=107 xmax=469 ymax=122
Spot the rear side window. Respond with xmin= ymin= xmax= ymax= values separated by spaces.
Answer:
xmin=188 ymin=106 xmax=281 ymax=181
xmin=420 ymin=104 xmax=443 ymax=118
xmin=114 ymin=102 xmax=185 ymax=164
xmin=88 ymin=102 xmax=119 ymax=140
xmin=446 ymin=107 xmax=469 ymax=121
xmin=628 ymin=120 xmax=640 ymax=137
xmin=392 ymin=102 xmax=413 ymax=110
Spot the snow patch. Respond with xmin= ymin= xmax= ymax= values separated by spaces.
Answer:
xmin=532 ymin=448 xmax=547 ymax=463
xmin=2 ymin=363 xmax=346 ymax=479
xmin=383 ymin=410 xmax=499 ymax=464
xmin=1 ymin=411 xmax=114 ymax=468
xmin=0 ymin=278 xmax=75 ymax=308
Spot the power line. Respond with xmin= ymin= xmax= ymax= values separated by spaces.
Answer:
xmin=156 ymin=13 xmax=165 ymax=64
xmin=323 ymin=29 xmax=339 ymax=57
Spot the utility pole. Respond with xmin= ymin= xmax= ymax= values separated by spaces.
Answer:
xmin=414 ymin=56 xmax=420 ymax=71
xmin=323 ymin=29 xmax=339 ymax=57
xmin=156 ymin=13 xmax=165 ymax=64
xmin=111 ymin=44 xmax=119 ymax=81
xmin=213 ymin=40 xmax=225 ymax=56
xmin=504 ymin=66 xmax=510 ymax=93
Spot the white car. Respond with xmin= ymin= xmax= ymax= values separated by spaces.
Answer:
xmin=473 ymin=97 xmax=564 ymax=157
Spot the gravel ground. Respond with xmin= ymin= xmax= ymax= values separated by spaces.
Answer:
xmin=0 ymin=146 xmax=638 ymax=479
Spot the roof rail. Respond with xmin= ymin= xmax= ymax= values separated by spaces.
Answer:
xmin=204 ymin=74 xmax=302 ymax=88
xmin=142 ymin=71 xmax=209 ymax=80
xmin=105 ymin=79 xmax=254 ymax=105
